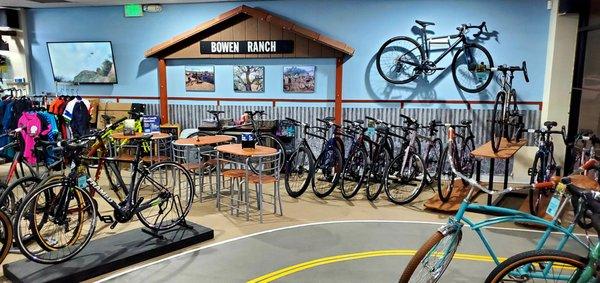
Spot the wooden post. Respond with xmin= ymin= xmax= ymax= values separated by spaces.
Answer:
xmin=334 ymin=57 xmax=343 ymax=124
xmin=158 ymin=58 xmax=169 ymax=123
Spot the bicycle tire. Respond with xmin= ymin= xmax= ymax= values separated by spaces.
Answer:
xmin=0 ymin=176 xmax=41 ymax=218
xmin=451 ymin=43 xmax=494 ymax=93
xmin=490 ymin=91 xmax=507 ymax=153
xmin=485 ymin=249 xmax=587 ymax=283
xmin=0 ymin=210 xmax=12 ymax=265
xmin=437 ymin=145 xmax=456 ymax=203
xmin=312 ymin=146 xmax=343 ymax=198
xmin=384 ymin=152 xmax=426 ymax=205
xmin=134 ymin=161 xmax=195 ymax=231
xmin=340 ymin=146 xmax=368 ymax=199
xmin=424 ymin=138 xmax=443 ymax=183
xmin=529 ymin=153 xmax=545 ymax=216
xmin=366 ymin=146 xmax=392 ymax=201
xmin=14 ymin=182 xmax=96 ymax=264
xmin=460 ymin=138 xmax=476 ymax=178
xmin=399 ymin=229 xmax=463 ymax=283
xmin=376 ymin=36 xmax=424 ymax=84
xmin=506 ymin=89 xmax=521 ymax=142
xmin=284 ymin=146 xmax=314 ymax=198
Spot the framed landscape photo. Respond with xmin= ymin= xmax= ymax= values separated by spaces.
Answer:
xmin=47 ymin=41 xmax=117 ymax=84
xmin=283 ymin=66 xmax=315 ymax=93
xmin=185 ymin=66 xmax=215 ymax=92
xmin=233 ymin=66 xmax=264 ymax=92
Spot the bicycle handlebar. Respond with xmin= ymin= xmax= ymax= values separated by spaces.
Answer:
xmin=459 ymin=21 xmax=487 ymax=37
xmin=487 ymin=61 xmax=529 ymax=82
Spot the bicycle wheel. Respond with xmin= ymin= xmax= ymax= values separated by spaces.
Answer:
xmin=384 ymin=152 xmax=426 ymax=205
xmin=312 ymin=146 xmax=343 ymax=198
xmin=15 ymin=182 xmax=95 ymax=264
xmin=134 ymin=161 xmax=195 ymax=231
xmin=400 ymin=229 xmax=463 ymax=283
xmin=505 ymin=89 xmax=521 ymax=142
xmin=424 ymin=138 xmax=443 ymax=183
xmin=528 ymin=153 xmax=545 ymax=215
xmin=376 ymin=36 xmax=424 ymax=84
xmin=490 ymin=91 xmax=507 ymax=153
xmin=0 ymin=176 xmax=41 ymax=218
xmin=0 ymin=210 xmax=11 ymax=265
xmin=366 ymin=146 xmax=391 ymax=201
xmin=460 ymin=138 xmax=475 ymax=178
xmin=451 ymin=43 xmax=494 ymax=93
xmin=340 ymin=147 xmax=368 ymax=199
xmin=437 ymin=146 xmax=457 ymax=202
xmin=485 ymin=249 xmax=587 ymax=283
xmin=284 ymin=146 xmax=314 ymax=198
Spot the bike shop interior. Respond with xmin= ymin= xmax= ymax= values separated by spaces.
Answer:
xmin=0 ymin=0 xmax=597 ymax=282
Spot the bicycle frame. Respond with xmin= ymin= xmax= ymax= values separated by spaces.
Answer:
xmin=421 ymin=32 xmax=466 ymax=65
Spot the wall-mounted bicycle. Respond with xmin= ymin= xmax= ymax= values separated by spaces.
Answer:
xmin=376 ymin=20 xmax=494 ymax=93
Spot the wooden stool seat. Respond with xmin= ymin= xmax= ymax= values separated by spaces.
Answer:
xmin=247 ymin=174 xmax=277 ymax=184
xmin=181 ymin=163 xmax=202 ymax=171
xmin=223 ymin=169 xmax=246 ymax=178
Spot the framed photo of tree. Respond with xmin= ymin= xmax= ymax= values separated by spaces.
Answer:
xmin=233 ymin=66 xmax=264 ymax=92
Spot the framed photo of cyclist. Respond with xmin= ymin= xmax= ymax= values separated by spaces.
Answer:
xmin=283 ymin=66 xmax=315 ymax=93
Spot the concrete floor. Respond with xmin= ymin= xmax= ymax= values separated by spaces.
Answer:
xmin=99 ymin=222 xmax=588 ymax=283
xmin=0 ymin=163 xmax=589 ymax=282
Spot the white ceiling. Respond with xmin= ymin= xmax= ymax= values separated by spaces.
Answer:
xmin=0 ymin=0 xmax=252 ymax=9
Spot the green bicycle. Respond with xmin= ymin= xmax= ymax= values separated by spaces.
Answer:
xmin=486 ymin=175 xmax=600 ymax=282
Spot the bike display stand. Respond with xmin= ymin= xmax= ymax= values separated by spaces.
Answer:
xmin=425 ymin=138 xmax=526 ymax=212
xmin=424 ymin=180 xmax=481 ymax=213
xmin=4 ymin=222 xmax=214 ymax=283
xmin=471 ymin=138 xmax=527 ymax=206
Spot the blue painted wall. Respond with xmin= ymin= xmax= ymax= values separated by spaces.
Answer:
xmin=27 ymin=0 xmax=549 ymax=109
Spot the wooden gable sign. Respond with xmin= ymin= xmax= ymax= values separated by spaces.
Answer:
xmin=145 ymin=5 xmax=354 ymax=59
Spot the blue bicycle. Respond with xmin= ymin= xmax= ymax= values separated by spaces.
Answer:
xmin=400 ymin=124 xmax=588 ymax=283
xmin=311 ymin=117 xmax=345 ymax=198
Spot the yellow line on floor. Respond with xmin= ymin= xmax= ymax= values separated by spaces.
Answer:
xmin=247 ymin=249 xmax=508 ymax=283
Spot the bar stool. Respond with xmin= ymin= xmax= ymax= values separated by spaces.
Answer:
xmin=247 ymin=150 xmax=283 ymax=222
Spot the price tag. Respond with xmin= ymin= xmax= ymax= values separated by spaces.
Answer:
xmin=78 ymin=175 xmax=88 ymax=189
xmin=546 ymin=195 xmax=561 ymax=217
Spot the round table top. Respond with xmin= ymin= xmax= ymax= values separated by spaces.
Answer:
xmin=216 ymin=143 xmax=278 ymax=157
xmin=173 ymin=135 xmax=235 ymax=146
xmin=111 ymin=132 xmax=171 ymax=140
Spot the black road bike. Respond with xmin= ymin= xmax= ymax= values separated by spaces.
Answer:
xmin=488 ymin=61 xmax=529 ymax=152
xmin=524 ymin=121 xmax=566 ymax=216
xmin=436 ymin=120 xmax=476 ymax=202
xmin=13 ymin=132 xmax=195 ymax=264
xmin=376 ymin=20 xmax=494 ymax=93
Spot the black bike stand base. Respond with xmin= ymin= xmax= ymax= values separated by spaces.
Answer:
xmin=3 ymin=222 xmax=214 ymax=283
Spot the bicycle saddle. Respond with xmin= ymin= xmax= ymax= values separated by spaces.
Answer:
xmin=140 ymin=134 xmax=154 ymax=141
xmin=208 ymin=110 xmax=224 ymax=115
xmin=415 ymin=20 xmax=435 ymax=27
xmin=323 ymin=116 xmax=335 ymax=121
xmin=579 ymin=129 xmax=594 ymax=136
xmin=544 ymin=121 xmax=558 ymax=128
xmin=354 ymin=119 xmax=364 ymax=125
xmin=461 ymin=120 xmax=472 ymax=126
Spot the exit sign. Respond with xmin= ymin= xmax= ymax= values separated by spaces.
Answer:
xmin=124 ymin=4 xmax=143 ymax=17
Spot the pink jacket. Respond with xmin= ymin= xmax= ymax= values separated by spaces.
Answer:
xmin=18 ymin=112 xmax=49 ymax=164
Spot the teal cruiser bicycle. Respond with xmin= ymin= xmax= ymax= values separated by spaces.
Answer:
xmin=485 ymin=173 xmax=600 ymax=282
xmin=400 ymin=124 xmax=591 ymax=283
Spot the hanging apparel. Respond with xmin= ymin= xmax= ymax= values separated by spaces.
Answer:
xmin=11 ymin=99 xmax=32 ymax=130
xmin=63 ymin=97 xmax=90 ymax=121
xmin=18 ymin=112 xmax=48 ymax=164
xmin=70 ymin=101 xmax=91 ymax=138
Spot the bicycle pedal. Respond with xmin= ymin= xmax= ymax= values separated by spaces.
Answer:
xmin=98 ymin=214 xmax=114 ymax=224
xmin=109 ymin=221 xmax=118 ymax=229
xmin=527 ymin=168 xmax=534 ymax=176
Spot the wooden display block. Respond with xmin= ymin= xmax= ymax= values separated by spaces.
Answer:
xmin=97 ymin=102 xmax=133 ymax=129
xmin=471 ymin=138 xmax=527 ymax=160
xmin=424 ymin=179 xmax=480 ymax=213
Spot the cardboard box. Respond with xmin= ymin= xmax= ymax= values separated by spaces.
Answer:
xmin=97 ymin=101 xmax=132 ymax=129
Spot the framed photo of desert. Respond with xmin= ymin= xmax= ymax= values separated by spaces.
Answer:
xmin=233 ymin=66 xmax=264 ymax=92
xmin=185 ymin=66 xmax=215 ymax=92
xmin=283 ymin=66 xmax=315 ymax=93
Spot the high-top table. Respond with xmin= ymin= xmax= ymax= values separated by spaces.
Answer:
xmin=214 ymin=143 xmax=278 ymax=221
